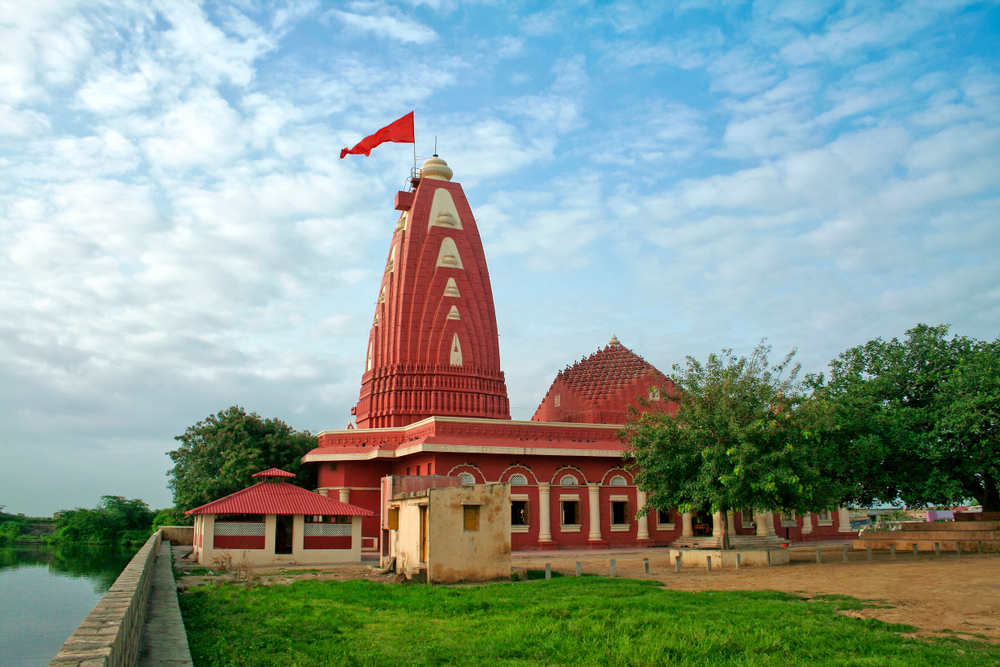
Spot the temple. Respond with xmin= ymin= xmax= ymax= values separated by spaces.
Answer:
xmin=304 ymin=156 xmax=854 ymax=553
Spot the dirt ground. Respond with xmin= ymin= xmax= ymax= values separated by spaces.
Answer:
xmin=512 ymin=545 xmax=1000 ymax=643
xmin=175 ymin=544 xmax=1000 ymax=643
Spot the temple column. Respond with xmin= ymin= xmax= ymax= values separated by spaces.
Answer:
xmin=755 ymin=512 xmax=776 ymax=537
xmin=537 ymin=483 xmax=552 ymax=542
xmin=727 ymin=511 xmax=736 ymax=534
xmin=801 ymin=511 xmax=813 ymax=535
xmin=712 ymin=511 xmax=726 ymax=540
xmin=682 ymin=511 xmax=694 ymax=537
xmin=588 ymin=484 xmax=602 ymax=542
xmin=837 ymin=506 xmax=853 ymax=532
xmin=339 ymin=489 xmax=350 ymax=504
xmin=635 ymin=489 xmax=650 ymax=541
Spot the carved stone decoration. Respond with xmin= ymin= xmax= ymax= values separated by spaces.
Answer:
xmin=436 ymin=238 xmax=464 ymax=269
xmin=428 ymin=187 xmax=464 ymax=230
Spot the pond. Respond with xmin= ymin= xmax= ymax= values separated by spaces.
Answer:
xmin=0 ymin=544 xmax=137 ymax=667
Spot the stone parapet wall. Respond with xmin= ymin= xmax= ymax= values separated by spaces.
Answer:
xmin=48 ymin=531 xmax=162 ymax=667
xmin=159 ymin=525 xmax=193 ymax=545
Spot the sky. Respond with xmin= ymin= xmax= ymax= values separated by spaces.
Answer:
xmin=2 ymin=0 xmax=998 ymax=517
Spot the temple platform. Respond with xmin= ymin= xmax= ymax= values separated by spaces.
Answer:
xmin=853 ymin=520 xmax=1000 ymax=552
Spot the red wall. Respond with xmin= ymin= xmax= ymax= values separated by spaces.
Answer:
xmin=214 ymin=535 xmax=265 ymax=550
xmin=304 ymin=536 xmax=351 ymax=550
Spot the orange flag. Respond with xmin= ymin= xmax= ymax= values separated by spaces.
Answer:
xmin=340 ymin=112 xmax=415 ymax=158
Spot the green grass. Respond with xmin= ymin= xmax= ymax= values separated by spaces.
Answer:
xmin=178 ymin=577 xmax=999 ymax=667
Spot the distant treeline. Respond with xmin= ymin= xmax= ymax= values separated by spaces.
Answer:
xmin=1 ymin=497 xmax=164 ymax=547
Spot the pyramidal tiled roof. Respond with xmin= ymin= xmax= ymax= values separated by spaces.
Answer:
xmin=556 ymin=338 xmax=662 ymax=405
xmin=186 ymin=478 xmax=374 ymax=517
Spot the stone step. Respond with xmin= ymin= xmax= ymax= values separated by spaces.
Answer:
xmin=671 ymin=537 xmax=720 ymax=549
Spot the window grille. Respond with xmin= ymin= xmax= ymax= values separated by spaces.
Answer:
xmin=609 ymin=475 xmax=627 ymax=486
xmin=214 ymin=523 xmax=266 ymax=537
xmin=459 ymin=472 xmax=476 ymax=485
xmin=560 ymin=475 xmax=578 ymax=486
xmin=304 ymin=523 xmax=351 ymax=537
xmin=509 ymin=474 xmax=528 ymax=486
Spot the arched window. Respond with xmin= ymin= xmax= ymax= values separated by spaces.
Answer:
xmin=609 ymin=475 xmax=627 ymax=487
xmin=560 ymin=475 xmax=578 ymax=486
xmin=459 ymin=472 xmax=475 ymax=485
xmin=508 ymin=474 xmax=528 ymax=486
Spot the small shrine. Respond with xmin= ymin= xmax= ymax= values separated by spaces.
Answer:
xmin=186 ymin=468 xmax=374 ymax=567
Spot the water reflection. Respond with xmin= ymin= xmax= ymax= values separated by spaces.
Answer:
xmin=0 ymin=544 xmax=137 ymax=666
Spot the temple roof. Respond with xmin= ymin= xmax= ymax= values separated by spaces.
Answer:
xmin=186 ymin=474 xmax=375 ymax=517
xmin=252 ymin=468 xmax=295 ymax=478
xmin=555 ymin=337 xmax=660 ymax=405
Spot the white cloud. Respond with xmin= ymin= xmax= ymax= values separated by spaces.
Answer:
xmin=0 ymin=0 xmax=93 ymax=104
xmin=0 ymin=104 xmax=50 ymax=136
xmin=330 ymin=8 xmax=437 ymax=44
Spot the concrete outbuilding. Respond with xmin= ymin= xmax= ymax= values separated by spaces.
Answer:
xmin=382 ymin=475 xmax=511 ymax=583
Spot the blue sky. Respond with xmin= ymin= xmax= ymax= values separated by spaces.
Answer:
xmin=2 ymin=0 xmax=998 ymax=516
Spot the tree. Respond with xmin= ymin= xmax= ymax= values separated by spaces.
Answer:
xmin=52 ymin=496 xmax=155 ymax=545
xmin=937 ymin=338 xmax=1000 ymax=510
xmin=623 ymin=341 xmax=845 ymax=549
xmin=167 ymin=406 xmax=317 ymax=514
xmin=816 ymin=324 xmax=999 ymax=511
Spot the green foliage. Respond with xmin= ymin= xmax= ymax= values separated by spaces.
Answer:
xmin=152 ymin=506 xmax=193 ymax=530
xmin=623 ymin=341 xmax=845 ymax=530
xmin=0 ymin=519 xmax=24 ymax=543
xmin=168 ymin=406 xmax=317 ymax=514
xmin=178 ymin=577 xmax=1000 ymax=666
xmin=51 ymin=495 xmax=155 ymax=545
xmin=0 ymin=511 xmax=29 ymax=544
xmin=814 ymin=324 xmax=1000 ymax=511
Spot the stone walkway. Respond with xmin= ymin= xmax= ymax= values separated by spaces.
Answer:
xmin=137 ymin=541 xmax=193 ymax=667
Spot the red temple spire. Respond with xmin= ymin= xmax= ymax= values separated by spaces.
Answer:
xmin=353 ymin=156 xmax=510 ymax=428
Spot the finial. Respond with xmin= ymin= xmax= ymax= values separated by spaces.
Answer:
xmin=609 ymin=334 xmax=620 ymax=346
xmin=420 ymin=155 xmax=453 ymax=181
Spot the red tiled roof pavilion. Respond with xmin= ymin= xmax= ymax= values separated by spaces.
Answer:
xmin=186 ymin=469 xmax=374 ymax=517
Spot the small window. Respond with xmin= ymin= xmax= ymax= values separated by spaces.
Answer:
xmin=427 ymin=463 xmax=432 ymax=475
xmin=416 ymin=465 xmax=421 ymax=476
xmin=560 ymin=475 xmax=578 ymax=486
xmin=463 ymin=506 xmax=480 ymax=531
xmin=818 ymin=510 xmax=831 ymax=522
xmin=509 ymin=474 xmax=528 ymax=486
xmin=562 ymin=501 xmax=580 ymax=525
xmin=658 ymin=510 xmax=670 ymax=524
xmin=387 ymin=507 xmax=399 ymax=530
xmin=609 ymin=475 xmax=627 ymax=487
xmin=329 ymin=463 xmax=337 ymax=471
xmin=554 ymin=394 xmax=561 ymax=407
xmin=511 ymin=500 xmax=529 ymax=526
xmin=612 ymin=501 xmax=629 ymax=526
xmin=459 ymin=472 xmax=475 ymax=485
xmin=649 ymin=387 xmax=661 ymax=401
xmin=406 ymin=467 xmax=410 ymax=476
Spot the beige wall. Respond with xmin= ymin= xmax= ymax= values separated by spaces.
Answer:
xmin=194 ymin=514 xmax=363 ymax=567
xmin=390 ymin=483 xmax=511 ymax=583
